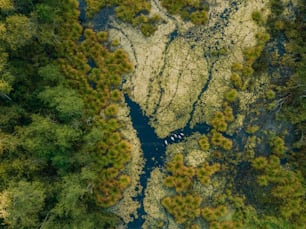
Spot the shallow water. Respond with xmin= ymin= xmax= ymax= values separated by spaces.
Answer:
xmin=125 ymin=94 xmax=212 ymax=228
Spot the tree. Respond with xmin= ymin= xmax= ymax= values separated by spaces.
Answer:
xmin=38 ymin=86 xmax=84 ymax=122
xmin=1 ymin=15 xmax=35 ymax=50
xmin=18 ymin=115 xmax=81 ymax=171
xmin=0 ymin=0 xmax=14 ymax=15
xmin=38 ymin=64 xmax=64 ymax=85
xmin=0 ymin=180 xmax=46 ymax=228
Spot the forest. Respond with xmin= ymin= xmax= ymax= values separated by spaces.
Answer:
xmin=0 ymin=0 xmax=305 ymax=228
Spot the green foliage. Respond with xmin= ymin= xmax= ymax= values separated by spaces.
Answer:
xmin=18 ymin=115 xmax=81 ymax=170
xmin=0 ymin=0 xmax=14 ymax=14
xmin=161 ymin=0 xmax=209 ymax=25
xmin=265 ymin=89 xmax=276 ymax=100
xmin=34 ymin=4 xmax=56 ymax=24
xmin=190 ymin=10 xmax=208 ymax=25
xmin=210 ymin=129 xmax=233 ymax=150
xmin=161 ymin=194 xmax=202 ymax=225
xmin=0 ymin=15 xmax=35 ymax=50
xmin=270 ymin=136 xmax=287 ymax=157
xmin=230 ymin=73 xmax=243 ymax=89
xmin=246 ymin=125 xmax=259 ymax=134
xmin=0 ymin=0 xmax=133 ymax=228
xmin=0 ymin=180 xmax=46 ymax=228
xmin=251 ymin=156 xmax=268 ymax=170
xmin=198 ymin=135 xmax=210 ymax=150
xmin=0 ymin=105 xmax=24 ymax=132
xmin=38 ymin=64 xmax=65 ymax=85
xmin=251 ymin=11 xmax=264 ymax=25
xmin=210 ymin=111 xmax=228 ymax=132
xmin=251 ymin=155 xmax=305 ymax=223
xmin=196 ymin=162 xmax=220 ymax=186
xmin=224 ymin=89 xmax=239 ymax=102
xmin=38 ymin=86 xmax=84 ymax=122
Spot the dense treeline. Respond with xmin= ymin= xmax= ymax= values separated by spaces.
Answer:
xmin=0 ymin=0 xmax=133 ymax=228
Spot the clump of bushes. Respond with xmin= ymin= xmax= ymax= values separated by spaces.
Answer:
xmin=251 ymin=155 xmax=304 ymax=221
xmin=163 ymin=153 xmax=194 ymax=192
xmin=246 ymin=125 xmax=259 ymax=134
xmin=223 ymin=103 xmax=235 ymax=122
xmin=270 ymin=136 xmax=287 ymax=157
xmin=210 ymin=111 xmax=228 ymax=132
xmin=58 ymin=20 xmax=134 ymax=209
xmin=196 ymin=162 xmax=220 ymax=186
xmin=190 ymin=10 xmax=208 ymax=25
xmin=210 ymin=104 xmax=234 ymax=132
xmin=224 ymin=89 xmax=239 ymax=102
xmin=161 ymin=0 xmax=209 ymax=25
xmin=198 ymin=135 xmax=210 ymax=150
xmin=161 ymin=194 xmax=202 ymax=225
xmin=230 ymin=73 xmax=243 ymax=89
xmin=161 ymin=153 xmax=221 ymax=226
xmin=210 ymin=129 xmax=233 ymax=150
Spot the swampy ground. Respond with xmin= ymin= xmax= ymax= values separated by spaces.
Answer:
xmin=0 ymin=0 xmax=304 ymax=228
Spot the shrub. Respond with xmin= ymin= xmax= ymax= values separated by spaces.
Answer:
xmin=210 ymin=130 xmax=233 ymax=150
xmin=161 ymin=194 xmax=202 ymax=225
xmin=210 ymin=111 xmax=228 ymax=132
xmin=224 ymin=89 xmax=239 ymax=102
xmin=199 ymin=136 xmax=210 ymax=150
xmin=251 ymin=156 xmax=268 ymax=170
xmin=251 ymin=11 xmax=264 ymax=25
xmin=231 ymin=62 xmax=243 ymax=72
xmin=223 ymin=104 xmax=235 ymax=122
xmin=265 ymin=89 xmax=275 ymax=100
xmin=97 ymin=31 xmax=108 ymax=42
xmin=105 ymin=104 xmax=119 ymax=117
xmin=246 ymin=125 xmax=259 ymax=134
xmin=190 ymin=10 xmax=209 ymax=25
xmin=196 ymin=162 xmax=220 ymax=186
xmin=270 ymin=136 xmax=287 ymax=157
xmin=230 ymin=73 xmax=243 ymax=89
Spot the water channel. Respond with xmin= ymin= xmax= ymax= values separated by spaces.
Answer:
xmin=125 ymin=95 xmax=211 ymax=228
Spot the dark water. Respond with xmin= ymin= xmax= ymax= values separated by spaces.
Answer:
xmin=79 ymin=0 xmax=86 ymax=23
xmin=91 ymin=7 xmax=115 ymax=31
xmin=125 ymin=95 xmax=211 ymax=228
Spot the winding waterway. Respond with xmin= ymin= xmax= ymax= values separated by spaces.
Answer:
xmin=125 ymin=95 xmax=212 ymax=227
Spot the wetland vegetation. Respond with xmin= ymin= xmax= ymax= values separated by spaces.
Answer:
xmin=0 ymin=0 xmax=305 ymax=228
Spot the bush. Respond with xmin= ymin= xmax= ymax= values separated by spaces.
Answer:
xmin=161 ymin=194 xmax=202 ymax=225
xmin=210 ymin=111 xmax=228 ymax=132
xmin=270 ymin=136 xmax=287 ymax=157
xmin=190 ymin=10 xmax=209 ymax=25
xmin=199 ymin=136 xmax=210 ymax=151
xmin=265 ymin=89 xmax=275 ymax=100
xmin=224 ymin=89 xmax=239 ymax=102
xmin=251 ymin=11 xmax=264 ymax=25
xmin=246 ymin=125 xmax=259 ymax=134
xmin=230 ymin=73 xmax=243 ymax=89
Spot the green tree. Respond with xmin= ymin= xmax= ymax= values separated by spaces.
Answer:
xmin=18 ymin=115 xmax=81 ymax=171
xmin=1 ymin=15 xmax=36 ymax=50
xmin=38 ymin=64 xmax=64 ymax=85
xmin=0 ymin=180 xmax=46 ymax=228
xmin=38 ymin=86 xmax=84 ymax=122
